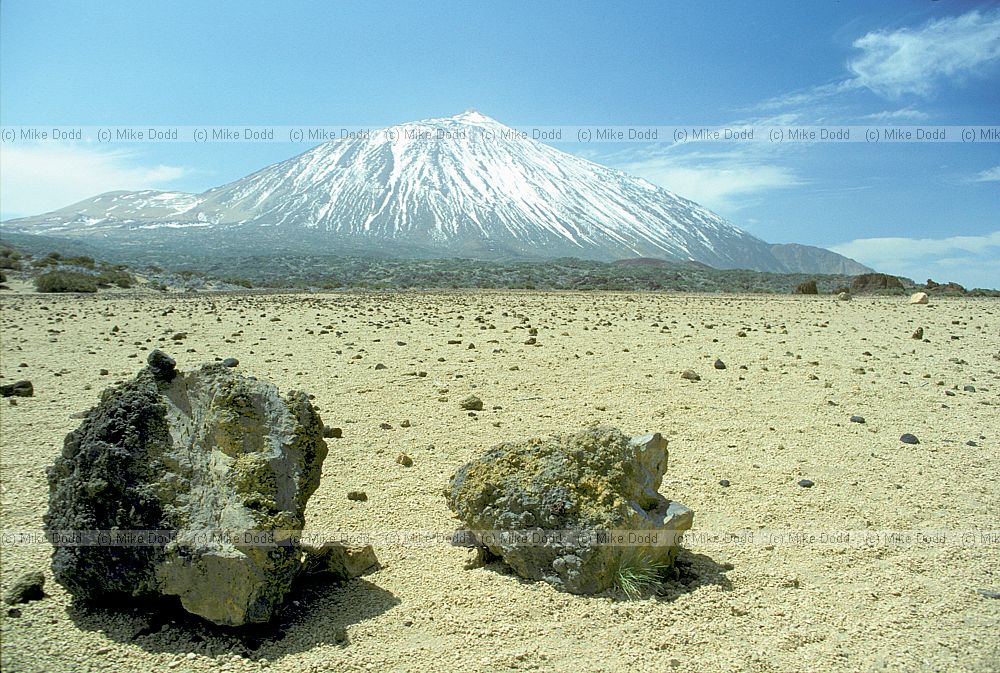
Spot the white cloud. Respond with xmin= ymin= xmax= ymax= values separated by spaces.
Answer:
xmin=862 ymin=107 xmax=929 ymax=122
xmin=0 ymin=144 xmax=187 ymax=219
xmin=829 ymin=231 xmax=1000 ymax=289
xmin=616 ymin=154 xmax=802 ymax=212
xmin=973 ymin=165 xmax=1000 ymax=182
xmin=848 ymin=9 xmax=1000 ymax=98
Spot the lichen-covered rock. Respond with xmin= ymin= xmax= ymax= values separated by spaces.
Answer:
xmin=43 ymin=351 xmax=328 ymax=626
xmin=446 ymin=426 xmax=693 ymax=594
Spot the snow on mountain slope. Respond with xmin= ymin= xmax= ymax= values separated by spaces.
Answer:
xmin=1 ymin=111 xmax=866 ymax=272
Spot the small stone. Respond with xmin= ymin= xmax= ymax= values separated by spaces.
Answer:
xmin=99 ymin=369 xmax=109 ymax=376
xmin=850 ymin=415 xmax=865 ymax=424
xmin=400 ymin=419 xmax=411 ymax=428
xmin=3 ymin=571 xmax=45 ymax=605
xmin=837 ymin=292 xmax=850 ymax=301
xmin=963 ymin=385 xmax=976 ymax=393
xmin=976 ymin=589 xmax=1000 ymax=599
xmin=467 ymin=343 xmax=476 ymax=350
xmin=900 ymin=433 xmax=920 ymax=445
xmin=909 ymin=292 xmax=929 ymax=304
xmin=524 ymin=337 xmax=537 ymax=345
xmin=714 ymin=359 xmax=726 ymax=370
xmin=966 ymin=440 xmax=978 ymax=447
xmin=347 ymin=491 xmax=368 ymax=502
xmin=374 ymin=363 xmax=387 ymax=370
xmin=460 ymin=395 xmax=484 ymax=411
xmin=912 ymin=327 xmax=923 ymax=340
xmin=0 ymin=380 xmax=33 ymax=398
xmin=396 ymin=453 xmax=413 ymax=467
xmin=323 ymin=426 xmax=343 ymax=438
xmin=379 ymin=422 xmax=393 ymax=430
xmin=680 ymin=370 xmax=700 ymax=381
xmin=6 ymin=607 xmax=21 ymax=618
xmin=798 ymin=479 xmax=815 ymax=488
xmin=221 ymin=357 xmax=239 ymax=368
xmin=171 ymin=332 xmax=187 ymax=341
xmin=718 ymin=479 xmax=730 ymax=487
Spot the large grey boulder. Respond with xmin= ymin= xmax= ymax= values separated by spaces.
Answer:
xmin=446 ymin=426 xmax=693 ymax=595
xmin=44 ymin=351 xmax=328 ymax=626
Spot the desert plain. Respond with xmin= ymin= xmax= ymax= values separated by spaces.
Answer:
xmin=0 ymin=289 xmax=997 ymax=673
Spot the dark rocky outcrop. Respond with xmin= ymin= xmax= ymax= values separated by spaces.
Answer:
xmin=851 ymin=273 xmax=904 ymax=293
xmin=447 ymin=426 xmax=693 ymax=595
xmin=44 ymin=351 xmax=328 ymax=626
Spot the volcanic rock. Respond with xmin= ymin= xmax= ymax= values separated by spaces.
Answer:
xmin=43 ymin=352 xmax=328 ymax=626
xmin=446 ymin=426 xmax=693 ymax=595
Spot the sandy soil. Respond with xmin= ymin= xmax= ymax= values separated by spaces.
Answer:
xmin=1 ymin=290 xmax=997 ymax=673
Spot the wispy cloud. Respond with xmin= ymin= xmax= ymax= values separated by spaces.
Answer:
xmin=862 ymin=107 xmax=929 ymax=122
xmin=0 ymin=144 xmax=187 ymax=219
xmin=848 ymin=9 xmax=1000 ymax=98
xmin=756 ymin=8 xmax=1000 ymax=114
xmin=972 ymin=165 xmax=1000 ymax=183
xmin=615 ymin=151 xmax=803 ymax=212
xmin=829 ymin=231 xmax=1000 ymax=289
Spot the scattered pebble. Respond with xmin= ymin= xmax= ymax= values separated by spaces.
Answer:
xmin=714 ymin=359 xmax=726 ymax=370
xmin=718 ymin=479 xmax=730 ymax=487
xmin=347 ymin=491 xmax=368 ymax=502
xmin=850 ymin=415 xmax=865 ymax=424
xmin=681 ymin=370 xmax=701 ymax=381
xmin=900 ymin=433 xmax=920 ymax=445
xmin=798 ymin=479 xmax=815 ymax=488
xmin=222 ymin=357 xmax=239 ymax=368
xmin=323 ymin=426 xmax=343 ymax=439
xmin=396 ymin=453 xmax=413 ymax=467
xmin=911 ymin=327 xmax=923 ymax=340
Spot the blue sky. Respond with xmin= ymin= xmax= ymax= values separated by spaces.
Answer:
xmin=1 ymin=0 xmax=998 ymax=287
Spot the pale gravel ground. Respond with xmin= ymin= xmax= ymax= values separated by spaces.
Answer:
xmin=0 ymin=290 xmax=997 ymax=673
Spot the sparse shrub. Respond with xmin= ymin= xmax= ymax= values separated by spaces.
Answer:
xmin=224 ymin=277 xmax=254 ymax=288
xmin=0 ymin=256 xmax=21 ymax=270
xmin=795 ymin=279 xmax=818 ymax=294
xmin=95 ymin=268 xmax=134 ymax=288
xmin=35 ymin=271 xmax=98 ymax=293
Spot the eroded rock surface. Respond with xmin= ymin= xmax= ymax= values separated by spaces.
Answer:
xmin=446 ymin=426 xmax=693 ymax=594
xmin=44 ymin=351 xmax=328 ymax=625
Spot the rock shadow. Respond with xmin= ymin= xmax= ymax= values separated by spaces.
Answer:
xmin=478 ymin=547 xmax=732 ymax=601
xmin=66 ymin=574 xmax=399 ymax=660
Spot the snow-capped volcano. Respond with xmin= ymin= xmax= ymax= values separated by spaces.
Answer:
xmin=2 ymin=111 xmax=869 ymax=273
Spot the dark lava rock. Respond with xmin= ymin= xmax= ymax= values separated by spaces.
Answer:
xmin=323 ymin=426 xmax=343 ymax=439
xmin=0 ymin=380 xmax=33 ymax=397
xmin=900 ymin=433 xmax=920 ymax=445
xmin=396 ymin=453 xmax=413 ymax=467
xmin=851 ymin=273 xmax=904 ymax=293
xmin=681 ymin=370 xmax=701 ymax=381
xmin=966 ymin=440 xmax=978 ymax=447
xmin=43 ymin=357 xmax=328 ymax=626
xmin=3 ymin=571 xmax=45 ymax=605
xmin=795 ymin=280 xmax=818 ymax=295
xmin=145 ymin=349 xmax=176 ymax=381
xmin=850 ymin=415 xmax=866 ymax=424
xmin=374 ymin=363 xmax=387 ymax=370
xmin=714 ymin=359 xmax=726 ymax=370
xmin=719 ymin=479 xmax=731 ymax=487
xmin=912 ymin=327 xmax=924 ymax=340
xmin=347 ymin=491 xmax=368 ymax=502
xmin=963 ymin=385 xmax=976 ymax=393
xmin=447 ymin=426 xmax=693 ymax=595
xmin=798 ymin=479 xmax=815 ymax=488
xmin=6 ymin=607 xmax=21 ymax=618
xmin=222 ymin=357 xmax=239 ymax=368
xmin=977 ymin=589 xmax=1000 ymax=599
